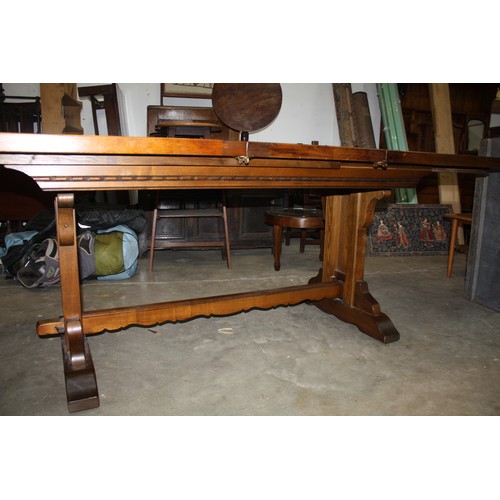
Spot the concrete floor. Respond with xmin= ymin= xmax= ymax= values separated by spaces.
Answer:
xmin=1 ymin=241 xmax=499 ymax=416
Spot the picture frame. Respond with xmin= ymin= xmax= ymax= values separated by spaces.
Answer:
xmin=161 ymin=83 xmax=213 ymax=99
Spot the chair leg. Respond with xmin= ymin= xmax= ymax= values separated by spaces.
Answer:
xmin=149 ymin=208 xmax=158 ymax=272
xmin=300 ymin=229 xmax=307 ymax=253
xmin=272 ymin=225 xmax=283 ymax=271
xmin=319 ymin=229 xmax=324 ymax=261
xmin=447 ymin=218 xmax=459 ymax=278
xmin=222 ymin=203 xmax=232 ymax=269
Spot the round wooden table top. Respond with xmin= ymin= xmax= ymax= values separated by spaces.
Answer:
xmin=265 ymin=208 xmax=324 ymax=229
xmin=212 ymin=83 xmax=282 ymax=133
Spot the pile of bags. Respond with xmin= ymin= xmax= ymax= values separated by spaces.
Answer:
xmin=0 ymin=209 xmax=146 ymax=288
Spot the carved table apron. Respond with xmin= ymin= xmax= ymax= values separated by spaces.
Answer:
xmin=1 ymin=133 xmax=498 ymax=412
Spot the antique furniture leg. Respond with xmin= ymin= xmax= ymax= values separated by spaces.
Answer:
xmin=443 ymin=213 xmax=472 ymax=278
xmin=54 ymin=194 xmax=99 ymax=412
xmin=271 ymin=223 xmax=283 ymax=271
xmin=265 ymin=208 xmax=325 ymax=271
xmin=310 ymin=190 xmax=400 ymax=344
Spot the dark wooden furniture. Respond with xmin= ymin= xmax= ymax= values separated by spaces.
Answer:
xmin=212 ymin=83 xmax=282 ymax=141
xmin=147 ymin=105 xmax=238 ymax=140
xmin=152 ymin=121 xmax=221 ymax=138
xmin=147 ymin=105 xmax=276 ymax=249
xmin=148 ymin=112 xmax=232 ymax=266
xmin=0 ymin=89 xmax=41 ymax=133
xmin=149 ymin=191 xmax=231 ymax=271
xmin=1 ymin=132 xmax=498 ymax=412
xmin=283 ymin=189 xmax=323 ymax=247
xmin=443 ymin=213 xmax=472 ymax=278
xmin=77 ymin=84 xmax=122 ymax=136
xmin=265 ymin=208 xmax=324 ymax=271
xmin=0 ymin=89 xmax=50 ymax=234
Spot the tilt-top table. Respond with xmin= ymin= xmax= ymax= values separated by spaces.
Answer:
xmin=1 ymin=132 xmax=499 ymax=412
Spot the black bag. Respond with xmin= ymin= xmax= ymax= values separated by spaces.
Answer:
xmin=2 ymin=219 xmax=56 ymax=278
xmin=2 ymin=208 xmax=146 ymax=280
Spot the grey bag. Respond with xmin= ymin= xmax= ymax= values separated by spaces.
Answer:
xmin=17 ymin=238 xmax=60 ymax=288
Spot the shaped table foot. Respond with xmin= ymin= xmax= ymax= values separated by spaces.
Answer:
xmin=313 ymin=298 xmax=400 ymax=344
xmin=61 ymin=333 xmax=99 ymax=412
xmin=310 ymin=275 xmax=400 ymax=343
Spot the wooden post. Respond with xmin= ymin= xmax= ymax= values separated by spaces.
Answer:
xmin=429 ymin=83 xmax=463 ymax=243
xmin=332 ymin=84 xmax=356 ymax=147
xmin=40 ymin=84 xmax=83 ymax=134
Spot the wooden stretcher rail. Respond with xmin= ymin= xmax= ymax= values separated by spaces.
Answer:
xmin=36 ymin=282 xmax=344 ymax=336
xmin=1 ymin=132 xmax=499 ymax=413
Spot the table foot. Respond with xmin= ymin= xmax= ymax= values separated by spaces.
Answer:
xmin=313 ymin=298 xmax=400 ymax=344
xmin=310 ymin=273 xmax=400 ymax=344
xmin=61 ymin=333 xmax=99 ymax=412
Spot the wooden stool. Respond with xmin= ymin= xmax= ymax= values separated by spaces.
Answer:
xmin=149 ymin=121 xmax=231 ymax=271
xmin=149 ymin=192 xmax=231 ymax=271
xmin=444 ymin=213 xmax=472 ymax=278
xmin=265 ymin=208 xmax=324 ymax=271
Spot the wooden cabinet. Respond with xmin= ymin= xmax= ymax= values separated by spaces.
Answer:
xmin=227 ymin=190 xmax=284 ymax=248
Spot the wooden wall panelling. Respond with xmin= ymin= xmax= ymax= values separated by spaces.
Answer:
xmin=400 ymin=83 xmax=497 ymax=212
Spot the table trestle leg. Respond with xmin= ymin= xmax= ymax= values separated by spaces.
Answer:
xmin=311 ymin=190 xmax=400 ymax=344
xmin=55 ymin=194 xmax=99 ymax=411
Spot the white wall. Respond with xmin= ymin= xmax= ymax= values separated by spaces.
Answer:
xmin=251 ymin=83 xmax=339 ymax=145
xmin=4 ymin=83 xmax=381 ymax=146
xmin=3 ymin=83 xmax=40 ymax=99
xmin=77 ymin=83 xmax=161 ymax=136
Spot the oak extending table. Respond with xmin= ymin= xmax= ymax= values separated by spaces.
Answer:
xmin=1 ymin=132 xmax=499 ymax=412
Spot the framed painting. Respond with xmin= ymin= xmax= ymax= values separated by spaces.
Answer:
xmin=161 ymin=83 xmax=213 ymax=99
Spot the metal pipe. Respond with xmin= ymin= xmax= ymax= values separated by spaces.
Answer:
xmin=376 ymin=83 xmax=417 ymax=203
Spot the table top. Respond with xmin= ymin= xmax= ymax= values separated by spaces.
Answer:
xmin=1 ymin=133 xmax=499 ymax=192
xmin=266 ymin=208 xmax=324 ymax=219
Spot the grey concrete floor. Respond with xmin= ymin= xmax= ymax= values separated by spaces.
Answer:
xmin=1 ymin=241 xmax=499 ymax=416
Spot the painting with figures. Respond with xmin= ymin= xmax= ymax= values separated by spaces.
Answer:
xmin=368 ymin=204 xmax=453 ymax=256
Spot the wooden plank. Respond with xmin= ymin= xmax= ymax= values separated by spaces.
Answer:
xmin=429 ymin=83 xmax=463 ymax=243
xmin=332 ymin=84 xmax=356 ymax=147
xmin=429 ymin=84 xmax=462 ymax=211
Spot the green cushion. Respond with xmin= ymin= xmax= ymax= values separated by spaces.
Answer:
xmin=94 ymin=231 xmax=124 ymax=276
